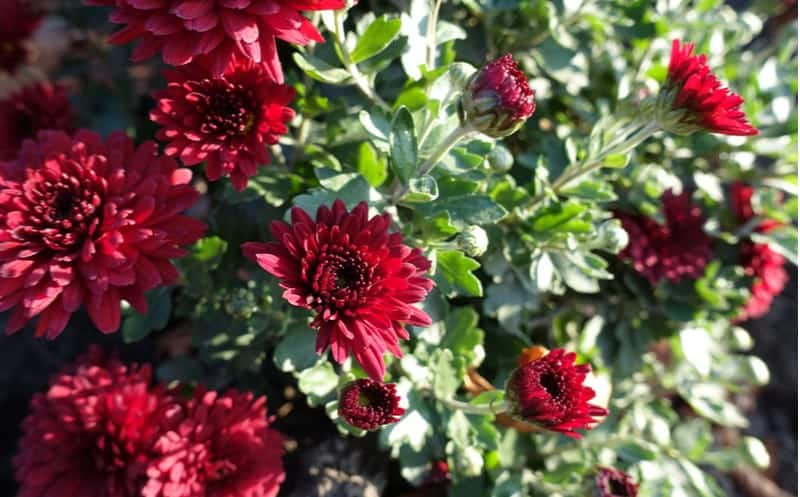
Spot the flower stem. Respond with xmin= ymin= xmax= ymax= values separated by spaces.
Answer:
xmin=528 ymin=119 xmax=660 ymax=209
xmin=425 ymin=0 xmax=443 ymax=69
xmin=390 ymin=125 xmax=476 ymax=203
xmin=333 ymin=9 xmax=390 ymax=111
xmin=437 ymin=396 xmax=508 ymax=416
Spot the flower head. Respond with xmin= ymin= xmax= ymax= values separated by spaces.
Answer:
xmin=14 ymin=347 xmax=180 ymax=497
xmin=0 ymin=130 xmax=206 ymax=338
xmin=0 ymin=82 xmax=74 ymax=160
xmin=461 ymin=54 xmax=535 ymax=138
xmin=505 ymin=348 xmax=607 ymax=438
xmin=86 ymin=0 xmax=346 ymax=82
xmin=242 ymin=200 xmax=433 ymax=381
xmin=150 ymin=58 xmax=295 ymax=191
xmin=616 ymin=190 xmax=713 ymax=285
xmin=456 ymin=225 xmax=489 ymax=257
xmin=0 ymin=0 xmax=42 ymax=74
xmin=338 ymin=378 xmax=404 ymax=430
xmin=595 ymin=467 xmax=638 ymax=497
xmin=730 ymin=182 xmax=787 ymax=320
xmin=660 ymin=39 xmax=757 ymax=136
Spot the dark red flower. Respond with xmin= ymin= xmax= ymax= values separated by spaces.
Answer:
xmin=424 ymin=460 xmax=450 ymax=486
xmin=242 ymin=200 xmax=434 ymax=381
xmin=0 ymin=82 xmax=74 ymax=160
xmin=616 ymin=190 xmax=713 ymax=285
xmin=0 ymin=130 xmax=206 ymax=338
xmin=150 ymin=58 xmax=294 ymax=191
xmin=14 ymin=347 xmax=181 ymax=497
xmin=461 ymin=54 xmax=535 ymax=137
xmin=664 ymin=39 xmax=757 ymax=136
xmin=338 ymin=378 xmax=404 ymax=430
xmin=505 ymin=348 xmax=607 ymax=438
xmin=86 ymin=0 xmax=346 ymax=82
xmin=143 ymin=387 xmax=285 ymax=497
xmin=730 ymin=182 xmax=787 ymax=320
xmin=595 ymin=467 xmax=638 ymax=497
xmin=0 ymin=0 xmax=42 ymax=74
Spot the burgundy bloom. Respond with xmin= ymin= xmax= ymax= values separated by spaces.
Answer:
xmin=664 ymin=39 xmax=757 ymax=136
xmin=0 ymin=0 xmax=42 ymax=74
xmin=143 ymin=387 xmax=285 ymax=497
xmin=461 ymin=54 xmax=535 ymax=137
xmin=505 ymin=348 xmax=607 ymax=438
xmin=150 ymin=58 xmax=295 ymax=191
xmin=616 ymin=190 xmax=713 ymax=285
xmin=0 ymin=82 xmax=74 ymax=160
xmin=424 ymin=460 xmax=451 ymax=486
xmin=338 ymin=378 xmax=404 ymax=430
xmin=595 ymin=467 xmax=638 ymax=497
xmin=14 ymin=347 xmax=181 ymax=497
xmin=730 ymin=182 xmax=787 ymax=320
xmin=86 ymin=0 xmax=346 ymax=82
xmin=0 ymin=130 xmax=206 ymax=338
xmin=242 ymin=200 xmax=433 ymax=381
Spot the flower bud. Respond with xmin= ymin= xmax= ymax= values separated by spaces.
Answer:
xmin=338 ymin=379 xmax=404 ymax=430
xmin=593 ymin=467 xmax=639 ymax=497
xmin=487 ymin=144 xmax=514 ymax=172
xmin=456 ymin=226 xmax=489 ymax=257
xmin=461 ymin=54 xmax=535 ymax=138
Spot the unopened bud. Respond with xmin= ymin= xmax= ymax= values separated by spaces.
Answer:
xmin=456 ymin=226 xmax=489 ymax=257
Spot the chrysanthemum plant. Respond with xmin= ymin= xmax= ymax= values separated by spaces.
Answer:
xmin=5 ymin=1 xmax=797 ymax=496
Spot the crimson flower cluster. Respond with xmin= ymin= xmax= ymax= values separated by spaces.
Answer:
xmin=595 ymin=467 xmax=639 ymax=497
xmin=15 ymin=347 xmax=285 ymax=497
xmin=0 ymin=82 xmax=74 ymax=160
xmin=461 ymin=53 xmax=535 ymax=138
xmin=150 ymin=58 xmax=295 ymax=191
xmin=243 ymin=200 xmax=434 ymax=381
xmin=86 ymin=0 xmax=345 ymax=82
xmin=731 ymin=182 xmax=788 ymax=320
xmin=664 ymin=39 xmax=757 ymax=136
xmin=338 ymin=378 xmax=404 ymax=430
xmin=505 ymin=348 xmax=607 ymax=438
xmin=0 ymin=0 xmax=42 ymax=74
xmin=616 ymin=190 xmax=713 ymax=285
xmin=0 ymin=130 xmax=205 ymax=338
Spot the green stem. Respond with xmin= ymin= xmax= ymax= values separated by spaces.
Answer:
xmin=425 ymin=0 xmax=443 ymax=69
xmin=437 ymin=396 xmax=507 ymax=416
xmin=333 ymin=9 xmax=390 ymax=111
xmin=390 ymin=125 xmax=476 ymax=203
xmin=528 ymin=119 xmax=660 ymax=209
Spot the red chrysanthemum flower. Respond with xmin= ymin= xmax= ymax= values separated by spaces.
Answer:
xmin=461 ymin=53 xmax=535 ymax=138
xmin=0 ymin=82 xmax=74 ymax=160
xmin=86 ymin=0 xmax=346 ymax=82
xmin=0 ymin=0 xmax=42 ymax=74
xmin=595 ymin=467 xmax=638 ymax=497
xmin=14 ymin=347 xmax=181 ymax=497
xmin=0 ymin=130 xmax=206 ymax=338
xmin=616 ymin=190 xmax=713 ymax=285
xmin=338 ymin=378 xmax=404 ymax=430
xmin=242 ymin=200 xmax=434 ymax=381
xmin=150 ymin=58 xmax=295 ymax=191
xmin=505 ymin=348 xmax=607 ymax=438
xmin=663 ymin=39 xmax=757 ymax=136
xmin=730 ymin=182 xmax=787 ymax=320
xmin=143 ymin=387 xmax=285 ymax=497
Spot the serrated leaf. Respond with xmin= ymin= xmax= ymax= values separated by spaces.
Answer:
xmin=357 ymin=141 xmax=388 ymax=187
xmin=424 ymin=195 xmax=507 ymax=228
xmin=436 ymin=249 xmax=483 ymax=297
xmin=274 ymin=325 xmax=319 ymax=372
xmin=351 ymin=16 xmax=402 ymax=63
xmin=297 ymin=361 xmax=339 ymax=406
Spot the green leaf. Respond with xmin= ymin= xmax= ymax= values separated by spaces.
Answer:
xmin=550 ymin=253 xmax=600 ymax=293
xmin=679 ymin=327 xmax=712 ymax=377
xmin=122 ymin=287 xmax=172 ymax=343
xmin=189 ymin=236 xmax=227 ymax=266
xmin=292 ymin=53 xmax=352 ymax=85
xmin=678 ymin=382 xmax=748 ymax=427
xmin=602 ymin=153 xmax=631 ymax=168
xmin=531 ymin=201 xmax=587 ymax=232
xmin=425 ymin=195 xmax=507 ymax=228
xmin=351 ymin=16 xmax=403 ymax=63
xmin=560 ymin=180 xmax=617 ymax=201
xmin=421 ymin=211 xmax=459 ymax=241
xmin=442 ymin=307 xmax=484 ymax=361
xmin=297 ymin=360 xmax=339 ymax=406
xmin=389 ymin=107 xmax=418 ymax=184
xmin=357 ymin=142 xmax=388 ymax=187
xmin=273 ymin=324 xmax=319 ymax=372
xmin=436 ymin=249 xmax=483 ymax=297
xmin=402 ymin=175 xmax=439 ymax=203
xmin=432 ymin=349 xmax=464 ymax=399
